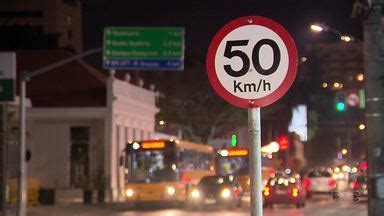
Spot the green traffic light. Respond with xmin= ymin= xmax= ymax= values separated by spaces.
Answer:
xmin=231 ymin=134 xmax=237 ymax=147
xmin=336 ymin=102 xmax=346 ymax=111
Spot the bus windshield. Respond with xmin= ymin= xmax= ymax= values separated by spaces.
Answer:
xmin=127 ymin=149 xmax=178 ymax=183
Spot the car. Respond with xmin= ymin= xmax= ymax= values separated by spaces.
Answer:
xmin=352 ymin=174 xmax=368 ymax=201
xmin=186 ymin=175 xmax=243 ymax=209
xmin=304 ymin=170 xmax=336 ymax=198
xmin=263 ymin=174 xmax=306 ymax=208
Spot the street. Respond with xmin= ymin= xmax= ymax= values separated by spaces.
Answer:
xmin=26 ymin=196 xmax=367 ymax=216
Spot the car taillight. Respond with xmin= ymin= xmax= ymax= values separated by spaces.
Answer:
xmin=263 ymin=186 xmax=271 ymax=197
xmin=290 ymin=186 xmax=299 ymax=198
xmin=353 ymin=182 xmax=359 ymax=189
xmin=328 ymin=179 xmax=336 ymax=188
xmin=303 ymin=178 xmax=310 ymax=190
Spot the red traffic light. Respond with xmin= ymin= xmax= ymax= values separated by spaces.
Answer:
xmin=277 ymin=135 xmax=290 ymax=151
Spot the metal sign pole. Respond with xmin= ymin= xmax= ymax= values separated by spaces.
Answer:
xmin=248 ymin=107 xmax=263 ymax=216
xmin=17 ymin=76 xmax=26 ymax=216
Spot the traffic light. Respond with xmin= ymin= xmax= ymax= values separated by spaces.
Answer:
xmin=231 ymin=134 xmax=237 ymax=147
xmin=335 ymin=91 xmax=346 ymax=111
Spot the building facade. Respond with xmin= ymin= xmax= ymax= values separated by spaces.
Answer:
xmin=11 ymin=50 xmax=158 ymax=203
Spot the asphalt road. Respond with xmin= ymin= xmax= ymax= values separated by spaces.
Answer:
xmin=24 ymin=196 xmax=367 ymax=216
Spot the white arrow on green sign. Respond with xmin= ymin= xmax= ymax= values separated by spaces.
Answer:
xmin=103 ymin=27 xmax=184 ymax=70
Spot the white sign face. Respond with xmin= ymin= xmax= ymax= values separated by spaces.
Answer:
xmin=206 ymin=16 xmax=298 ymax=108
xmin=0 ymin=52 xmax=16 ymax=79
xmin=215 ymin=25 xmax=289 ymax=99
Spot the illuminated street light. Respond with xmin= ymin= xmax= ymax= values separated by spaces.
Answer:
xmin=310 ymin=24 xmax=326 ymax=32
xmin=322 ymin=82 xmax=328 ymax=88
xmin=356 ymin=73 xmax=364 ymax=81
xmin=358 ymin=123 xmax=366 ymax=130
xmin=341 ymin=148 xmax=348 ymax=155
xmin=340 ymin=35 xmax=352 ymax=42
xmin=310 ymin=22 xmax=361 ymax=43
xmin=159 ymin=120 xmax=166 ymax=126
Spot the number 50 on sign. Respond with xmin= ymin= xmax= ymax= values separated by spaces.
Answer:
xmin=206 ymin=16 xmax=298 ymax=108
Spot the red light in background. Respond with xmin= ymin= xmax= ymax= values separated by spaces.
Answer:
xmin=361 ymin=162 xmax=368 ymax=171
xmin=277 ymin=135 xmax=290 ymax=150
xmin=328 ymin=179 xmax=336 ymax=188
xmin=353 ymin=182 xmax=359 ymax=189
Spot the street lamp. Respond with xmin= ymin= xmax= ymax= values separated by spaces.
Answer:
xmin=310 ymin=23 xmax=361 ymax=43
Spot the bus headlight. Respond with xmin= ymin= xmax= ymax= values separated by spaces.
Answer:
xmin=221 ymin=188 xmax=231 ymax=199
xmin=191 ymin=189 xmax=200 ymax=199
xmin=126 ymin=188 xmax=134 ymax=197
xmin=167 ymin=186 xmax=176 ymax=196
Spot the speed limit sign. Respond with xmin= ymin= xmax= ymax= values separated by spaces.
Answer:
xmin=206 ymin=16 xmax=298 ymax=108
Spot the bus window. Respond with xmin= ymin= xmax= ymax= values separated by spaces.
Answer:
xmin=127 ymin=150 xmax=178 ymax=183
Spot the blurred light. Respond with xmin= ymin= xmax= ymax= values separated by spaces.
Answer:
xmin=338 ymin=152 xmax=343 ymax=159
xmin=361 ymin=162 xmax=368 ymax=170
xmin=322 ymin=82 xmax=328 ymax=88
xmin=167 ymin=186 xmax=176 ymax=195
xmin=310 ymin=24 xmax=324 ymax=32
xmin=220 ymin=150 xmax=229 ymax=157
xmin=291 ymin=187 xmax=299 ymax=198
xmin=333 ymin=82 xmax=341 ymax=88
xmin=229 ymin=175 xmax=234 ymax=182
xmin=289 ymin=177 xmax=296 ymax=184
xmin=221 ymin=188 xmax=231 ymax=199
xmin=132 ymin=142 xmax=140 ymax=150
xmin=340 ymin=35 xmax=352 ymax=42
xmin=358 ymin=123 xmax=366 ymax=130
xmin=300 ymin=56 xmax=307 ymax=62
xmin=338 ymin=173 xmax=345 ymax=179
xmin=334 ymin=167 xmax=341 ymax=173
xmin=231 ymin=134 xmax=237 ymax=147
xmin=285 ymin=168 xmax=292 ymax=175
xmin=124 ymin=168 xmax=129 ymax=174
xmin=278 ymin=135 xmax=290 ymax=150
xmin=263 ymin=187 xmax=270 ymax=197
xmin=332 ymin=173 xmax=339 ymax=179
xmin=351 ymin=167 xmax=358 ymax=173
xmin=159 ymin=120 xmax=166 ymax=125
xmin=210 ymin=165 xmax=215 ymax=171
xmin=261 ymin=141 xmax=280 ymax=153
xmin=341 ymin=149 xmax=348 ymax=155
xmin=171 ymin=164 xmax=177 ymax=171
xmin=126 ymin=189 xmax=134 ymax=197
xmin=356 ymin=73 xmax=364 ymax=81
xmin=278 ymin=178 xmax=284 ymax=185
xmin=342 ymin=165 xmax=350 ymax=172
xmin=191 ymin=189 xmax=200 ymax=198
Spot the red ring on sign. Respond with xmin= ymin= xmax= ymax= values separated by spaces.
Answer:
xmin=206 ymin=16 xmax=298 ymax=108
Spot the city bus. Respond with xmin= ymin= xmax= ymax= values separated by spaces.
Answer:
xmin=216 ymin=147 xmax=276 ymax=194
xmin=122 ymin=139 xmax=215 ymax=205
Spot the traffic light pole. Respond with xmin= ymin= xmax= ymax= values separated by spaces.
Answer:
xmin=364 ymin=1 xmax=384 ymax=215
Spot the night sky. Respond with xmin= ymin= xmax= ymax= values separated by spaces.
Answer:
xmin=82 ymin=0 xmax=363 ymax=58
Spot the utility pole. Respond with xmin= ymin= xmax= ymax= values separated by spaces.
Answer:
xmin=364 ymin=1 xmax=384 ymax=215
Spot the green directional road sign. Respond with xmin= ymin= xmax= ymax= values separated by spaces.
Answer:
xmin=0 ymin=52 xmax=15 ymax=102
xmin=103 ymin=27 xmax=184 ymax=70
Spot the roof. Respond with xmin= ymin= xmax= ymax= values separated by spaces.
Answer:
xmin=15 ymin=49 xmax=108 ymax=107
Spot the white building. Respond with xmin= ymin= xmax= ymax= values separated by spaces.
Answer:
xmin=14 ymin=50 xmax=158 ymax=202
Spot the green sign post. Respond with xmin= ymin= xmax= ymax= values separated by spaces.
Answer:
xmin=103 ymin=27 xmax=184 ymax=70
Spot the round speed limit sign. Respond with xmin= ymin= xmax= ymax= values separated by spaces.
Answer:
xmin=206 ymin=16 xmax=298 ymax=108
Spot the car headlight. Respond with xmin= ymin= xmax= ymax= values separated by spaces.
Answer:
xmin=167 ymin=186 xmax=176 ymax=196
xmin=191 ymin=189 xmax=200 ymax=199
xmin=221 ymin=188 xmax=231 ymax=199
xmin=126 ymin=188 xmax=134 ymax=197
